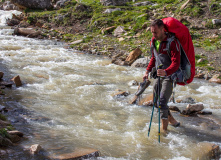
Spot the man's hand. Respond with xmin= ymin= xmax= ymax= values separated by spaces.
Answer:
xmin=143 ymin=71 xmax=149 ymax=81
xmin=157 ymin=69 xmax=166 ymax=76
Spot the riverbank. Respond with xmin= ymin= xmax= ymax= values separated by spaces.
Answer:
xmin=0 ymin=0 xmax=221 ymax=159
xmin=2 ymin=0 xmax=221 ymax=83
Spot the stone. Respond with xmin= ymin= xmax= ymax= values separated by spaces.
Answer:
xmin=14 ymin=28 xmax=42 ymax=38
xmin=197 ymin=110 xmax=212 ymax=115
xmin=7 ymin=130 xmax=24 ymax=137
xmin=52 ymin=148 xmax=100 ymax=160
xmin=0 ymin=135 xmax=13 ymax=147
xmin=11 ymin=75 xmax=22 ymax=87
xmin=100 ymin=0 xmax=129 ymax=6
xmin=2 ymin=1 xmax=20 ymax=10
xmin=169 ymin=106 xmax=181 ymax=112
xmin=6 ymin=18 xmax=20 ymax=26
xmin=186 ymin=103 xmax=204 ymax=112
xmin=131 ymin=57 xmax=148 ymax=68
xmin=103 ymin=8 xmax=121 ymax=14
xmin=112 ymin=90 xmax=130 ymax=97
xmin=0 ymin=72 xmax=4 ymax=79
xmin=101 ymin=26 xmax=116 ymax=34
xmin=198 ymin=142 xmax=221 ymax=159
xmin=54 ymin=0 xmax=69 ymax=9
xmin=133 ymin=1 xmax=153 ymax=6
xmin=212 ymin=19 xmax=221 ymax=25
xmin=10 ymin=0 xmax=53 ymax=9
xmin=139 ymin=93 xmax=153 ymax=106
xmin=181 ymin=97 xmax=196 ymax=104
xmin=30 ymin=144 xmax=42 ymax=154
xmin=7 ymin=134 xmax=21 ymax=143
xmin=194 ymin=73 xmax=204 ymax=79
xmin=128 ymin=80 xmax=138 ymax=86
xmin=113 ymin=26 xmax=126 ymax=37
xmin=209 ymin=74 xmax=221 ymax=84
xmin=125 ymin=48 xmax=142 ymax=65
xmin=118 ymin=37 xmax=124 ymax=42
xmin=69 ymin=39 xmax=83 ymax=45
xmin=180 ymin=0 xmax=191 ymax=10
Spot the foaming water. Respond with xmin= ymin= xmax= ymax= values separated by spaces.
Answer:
xmin=0 ymin=10 xmax=221 ymax=160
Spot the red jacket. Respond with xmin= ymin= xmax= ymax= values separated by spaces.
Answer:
xmin=146 ymin=37 xmax=180 ymax=76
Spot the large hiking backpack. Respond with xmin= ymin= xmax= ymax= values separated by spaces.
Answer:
xmin=162 ymin=17 xmax=195 ymax=85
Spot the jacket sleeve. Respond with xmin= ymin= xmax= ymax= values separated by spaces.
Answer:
xmin=146 ymin=54 xmax=155 ymax=72
xmin=164 ymin=40 xmax=180 ymax=76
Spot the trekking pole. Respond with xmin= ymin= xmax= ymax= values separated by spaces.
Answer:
xmin=158 ymin=64 xmax=163 ymax=143
xmin=148 ymin=94 xmax=157 ymax=137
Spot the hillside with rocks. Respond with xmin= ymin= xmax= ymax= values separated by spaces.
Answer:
xmin=1 ymin=0 xmax=221 ymax=81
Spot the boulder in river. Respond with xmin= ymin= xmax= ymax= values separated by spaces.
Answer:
xmin=11 ymin=75 xmax=22 ymax=87
xmin=30 ymin=144 xmax=42 ymax=155
xmin=51 ymin=148 xmax=100 ymax=160
xmin=181 ymin=103 xmax=204 ymax=116
xmin=14 ymin=28 xmax=42 ymax=38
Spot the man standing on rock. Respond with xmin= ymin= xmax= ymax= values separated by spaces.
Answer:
xmin=143 ymin=19 xmax=180 ymax=133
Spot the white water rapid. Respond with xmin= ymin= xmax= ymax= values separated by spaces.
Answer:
xmin=0 ymin=10 xmax=221 ymax=160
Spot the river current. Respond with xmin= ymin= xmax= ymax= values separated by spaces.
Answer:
xmin=0 ymin=10 xmax=221 ymax=160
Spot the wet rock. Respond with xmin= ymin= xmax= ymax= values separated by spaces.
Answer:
xmin=0 ymin=81 xmax=13 ymax=87
xmin=138 ymin=93 xmax=153 ymax=106
xmin=0 ymin=72 xmax=4 ymax=79
xmin=52 ymin=148 xmax=100 ymax=160
xmin=124 ymin=48 xmax=142 ymax=66
xmin=128 ymin=80 xmax=138 ymax=86
xmin=112 ymin=90 xmax=130 ymax=97
xmin=6 ymin=134 xmax=21 ymax=143
xmin=198 ymin=142 xmax=221 ymax=159
xmin=104 ymin=8 xmax=121 ymax=14
xmin=0 ymin=120 xmax=10 ymax=127
xmin=30 ymin=144 xmax=42 ymax=155
xmin=194 ymin=73 xmax=204 ymax=79
xmin=187 ymin=103 xmax=204 ymax=112
xmin=169 ymin=106 xmax=181 ymax=112
xmin=181 ymin=103 xmax=204 ymax=116
xmin=197 ymin=110 xmax=212 ymax=115
xmin=100 ymin=0 xmax=129 ymax=6
xmin=131 ymin=57 xmax=148 ymax=68
xmin=0 ymin=105 xmax=6 ymax=112
xmin=7 ymin=130 xmax=24 ymax=137
xmin=209 ymin=74 xmax=221 ymax=84
xmin=10 ymin=0 xmax=53 ymax=9
xmin=0 ymin=135 xmax=13 ymax=147
xmin=6 ymin=18 xmax=20 ymax=26
xmin=11 ymin=75 xmax=22 ymax=87
xmin=178 ymin=97 xmax=196 ymax=104
xmin=113 ymin=26 xmax=126 ymax=37
xmin=14 ymin=28 xmax=42 ymax=38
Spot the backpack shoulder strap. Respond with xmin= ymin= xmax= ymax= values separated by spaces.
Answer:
xmin=165 ymin=33 xmax=180 ymax=57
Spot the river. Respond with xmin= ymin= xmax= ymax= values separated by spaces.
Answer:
xmin=0 ymin=10 xmax=221 ymax=160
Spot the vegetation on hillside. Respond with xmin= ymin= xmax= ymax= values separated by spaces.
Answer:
xmin=24 ymin=0 xmax=221 ymax=70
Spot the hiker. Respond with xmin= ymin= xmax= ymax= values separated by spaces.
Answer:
xmin=143 ymin=19 xmax=180 ymax=132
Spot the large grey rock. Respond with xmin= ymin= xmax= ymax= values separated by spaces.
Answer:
xmin=10 ymin=0 xmax=53 ymax=9
xmin=131 ymin=57 xmax=148 ymax=68
xmin=100 ymin=0 xmax=129 ymax=6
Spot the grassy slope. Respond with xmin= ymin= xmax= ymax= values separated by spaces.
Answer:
xmin=26 ymin=0 xmax=221 ymax=71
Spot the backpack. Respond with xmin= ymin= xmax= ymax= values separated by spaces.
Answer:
xmin=152 ymin=17 xmax=195 ymax=85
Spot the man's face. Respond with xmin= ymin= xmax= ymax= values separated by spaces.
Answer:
xmin=151 ymin=25 xmax=165 ymax=41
